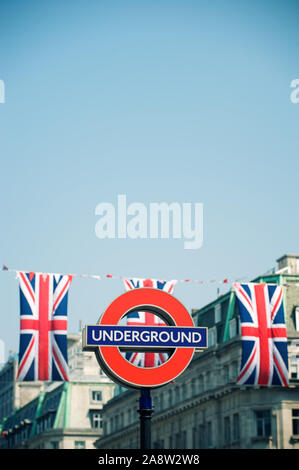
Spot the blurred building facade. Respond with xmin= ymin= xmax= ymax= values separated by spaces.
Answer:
xmin=0 ymin=331 xmax=115 ymax=449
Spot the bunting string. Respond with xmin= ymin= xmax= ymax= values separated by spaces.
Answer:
xmin=0 ymin=264 xmax=246 ymax=285
xmin=2 ymin=263 xmax=299 ymax=287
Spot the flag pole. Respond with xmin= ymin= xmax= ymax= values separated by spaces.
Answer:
xmin=138 ymin=388 xmax=153 ymax=449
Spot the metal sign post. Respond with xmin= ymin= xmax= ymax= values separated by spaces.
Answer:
xmin=138 ymin=388 xmax=153 ymax=450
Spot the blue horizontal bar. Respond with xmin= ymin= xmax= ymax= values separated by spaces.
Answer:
xmin=85 ymin=325 xmax=207 ymax=349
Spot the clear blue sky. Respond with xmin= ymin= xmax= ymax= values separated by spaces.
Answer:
xmin=0 ymin=0 xmax=298 ymax=360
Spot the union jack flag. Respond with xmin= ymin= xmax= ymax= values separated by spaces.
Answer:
xmin=233 ymin=282 xmax=289 ymax=387
xmin=17 ymin=272 xmax=72 ymax=382
xmin=123 ymin=278 xmax=177 ymax=367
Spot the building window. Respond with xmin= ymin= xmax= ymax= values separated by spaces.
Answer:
xmin=181 ymin=430 xmax=187 ymax=449
xmin=229 ymin=318 xmax=238 ymax=338
xmin=181 ymin=383 xmax=187 ymax=400
xmin=115 ymin=414 xmax=119 ymax=430
xmin=292 ymin=409 xmax=299 ymax=435
xmin=208 ymin=326 xmax=217 ymax=347
xmin=192 ymin=427 xmax=198 ymax=448
xmin=255 ymin=410 xmax=271 ymax=437
xmin=233 ymin=413 xmax=240 ymax=441
xmin=159 ymin=392 xmax=164 ymax=410
xmin=198 ymin=424 xmax=205 ymax=448
xmin=232 ymin=361 xmax=239 ymax=381
xmin=223 ymin=365 xmax=229 ymax=383
xmin=294 ymin=306 xmax=299 ymax=331
xmin=90 ymin=410 xmax=103 ymax=429
xmin=190 ymin=378 xmax=196 ymax=396
xmin=168 ymin=389 xmax=173 ymax=406
xmin=74 ymin=441 xmax=85 ymax=449
xmin=91 ymin=390 xmax=102 ymax=402
xmin=175 ymin=433 xmax=180 ymax=448
xmin=290 ymin=357 xmax=299 ymax=379
xmin=224 ymin=417 xmax=231 ymax=445
xmin=175 ymin=386 xmax=180 ymax=403
xmin=198 ymin=375 xmax=204 ymax=393
xmin=207 ymin=421 xmax=212 ymax=448
xmin=206 ymin=371 xmax=211 ymax=390
xmin=50 ymin=441 xmax=59 ymax=449
xmin=215 ymin=304 xmax=221 ymax=323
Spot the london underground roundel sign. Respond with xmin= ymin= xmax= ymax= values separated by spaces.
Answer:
xmin=82 ymin=288 xmax=207 ymax=389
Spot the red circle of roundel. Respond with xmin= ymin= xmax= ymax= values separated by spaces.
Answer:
xmin=97 ymin=288 xmax=195 ymax=388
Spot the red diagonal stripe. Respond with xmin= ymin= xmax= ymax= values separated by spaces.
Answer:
xmin=237 ymin=342 xmax=257 ymax=383
xmin=273 ymin=354 xmax=288 ymax=387
xmin=17 ymin=335 xmax=35 ymax=378
xmin=236 ymin=284 xmax=253 ymax=311
xmin=271 ymin=288 xmax=282 ymax=320
xmin=124 ymin=279 xmax=133 ymax=290
xmin=19 ymin=272 xmax=35 ymax=303
xmin=53 ymin=278 xmax=70 ymax=312
xmin=52 ymin=346 xmax=69 ymax=381
xmin=130 ymin=352 xmax=138 ymax=364
xmin=158 ymin=352 xmax=167 ymax=364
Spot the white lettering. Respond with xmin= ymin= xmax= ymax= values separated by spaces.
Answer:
xmin=94 ymin=195 xmax=204 ymax=250
xmin=159 ymin=331 xmax=170 ymax=342
xmin=192 ymin=332 xmax=202 ymax=343
xmin=117 ymin=194 xmax=127 ymax=238
xmin=131 ymin=330 xmax=140 ymax=342
xmin=114 ymin=330 xmax=123 ymax=342
xmin=169 ymin=331 xmax=181 ymax=343
xmin=290 ymin=79 xmax=299 ymax=104
xmin=140 ymin=331 xmax=150 ymax=342
xmin=149 ymin=202 xmax=181 ymax=239
xmin=124 ymin=330 xmax=132 ymax=341
xmin=95 ymin=203 xmax=115 ymax=238
xmin=102 ymin=330 xmax=114 ymax=342
xmin=92 ymin=329 xmax=102 ymax=342
xmin=127 ymin=202 xmax=147 ymax=239
xmin=183 ymin=203 xmax=203 ymax=250
xmin=181 ymin=331 xmax=192 ymax=343
xmin=150 ymin=331 xmax=159 ymax=343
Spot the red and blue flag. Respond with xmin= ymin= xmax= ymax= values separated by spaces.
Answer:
xmin=233 ymin=282 xmax=289 ymax=387
xmin=123 ymin=278 xmax=177 ymax=367
xmin=17 ymin=272 xmax=72 ymax=381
